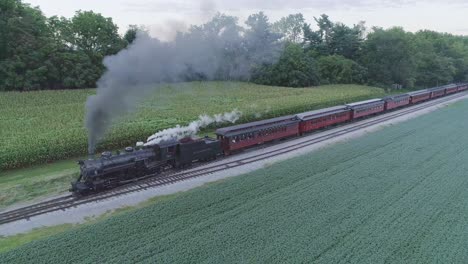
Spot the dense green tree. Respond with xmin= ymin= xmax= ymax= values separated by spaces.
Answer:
xmin=61 ymin=10 xmax=124 ymax=56
xmin=124 ymin=25 xmax=139 ymax=45
xmin=414 ymin=30 xmax=468 ymax=84
xmin=0 ymin=1 xmax=125 ymax=90
xmin=0 ymin=0 xmax=53 ymax=90
xmin=361 ymin=27 xmax=417 ymax=88
xmin=303 ymin=15 xmax=364 ymax=60
xmin=412 ymin=33 xmax=455 ymax=87
xmin=272 ymin=13 xmax=305 ymax=43
xmin=2 ymin=1 xmax=468 ymax=91
xmin=328 ymin=22 xmax=365 ymax=59
xmin=253 ymin=43 xmax=319 ymax=87
xmin=244 ymin=12 xmax=283 ymax=72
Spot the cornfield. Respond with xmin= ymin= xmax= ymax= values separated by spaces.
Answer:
xmin=0 ymin=82 xmax=386 ymax=170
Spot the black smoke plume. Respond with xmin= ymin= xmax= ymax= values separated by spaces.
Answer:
xmin=85 ymin=13 xmax=283 ymax=154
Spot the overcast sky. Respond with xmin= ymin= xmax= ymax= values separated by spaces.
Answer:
xmin=25 ymin=0 xmax=468 ymax=40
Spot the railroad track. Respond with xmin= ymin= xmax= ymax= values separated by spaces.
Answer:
xmin=1 ymin=92 xmax=466 ymax=225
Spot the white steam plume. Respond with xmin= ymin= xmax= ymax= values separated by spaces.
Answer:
xmin=145 ymin=109 xmax=241 ymax=145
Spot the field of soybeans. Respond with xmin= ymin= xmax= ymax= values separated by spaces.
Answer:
xmin=2 ymin=98 xmax=467 ymax=263
xmin=0 ymin=81 xmax=387 ymax=170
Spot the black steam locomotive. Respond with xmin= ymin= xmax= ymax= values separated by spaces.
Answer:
xmin=72 ymin=83 xmax=468 ymax=196
xmin=70 ymin=137 xmax=221 ymax=195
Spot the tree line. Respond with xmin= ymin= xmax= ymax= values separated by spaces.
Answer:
xmin=2 ymin=0 xmax=468 ymax=91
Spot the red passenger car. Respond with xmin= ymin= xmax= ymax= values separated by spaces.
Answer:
xmin=457 ymin=83 xmax=468 ymax=92
xmin=445 ymin=84 xmax=458 ymax=94
xmin=408 ymin=90 xmax=431 ymax=104
xmin=296 ymin=106 xmax=351 ymax=134
xmin=383 ymin=94 xmax=410 ymax=111
xmin=346 ymin=99 xmax=385 ymax=119
xmin=429 ymin=87 xmax=446 ymax=99
xmin=215 ymin=116 xmax=300 ymax=154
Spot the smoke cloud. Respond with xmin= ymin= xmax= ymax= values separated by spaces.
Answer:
xmin=145 ymin=109 xmax=241 ymax=146
xmin=85 ymin=13 xmax=283 ymax=154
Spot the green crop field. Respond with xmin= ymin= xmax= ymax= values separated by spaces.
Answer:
xmin=1 ymin=98 xmax=467 ymax=263
xmin=0 ymin=82 xmax=388 ymax=170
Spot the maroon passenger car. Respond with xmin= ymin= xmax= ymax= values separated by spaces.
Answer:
xmin=346 ymin=99 xmax=385 ymax=119
xmin=457 ymin=83 xmax=468 ymax=92
xmin=408 ymin=90 xmax=431 ymax=104
xmin=445 ymin=84 xmax=458 ymax=94
xmin=429 ymin=87 xmax=446 ymax=99
xmin=296 ymin=106 xmax=351 ymax=134
xmin=215 ymin=115 xmax=300 ymax=154
xmin=383 ymin=94 xmax=410 ymax=111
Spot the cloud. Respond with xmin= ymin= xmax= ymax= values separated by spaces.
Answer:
xmin=123 ymin=0 xmax=468 ymax=13
xmin=122 ymin=0 xmax=421 ymax=13
xmin=123 ymin=0 xmax=198 ymax=13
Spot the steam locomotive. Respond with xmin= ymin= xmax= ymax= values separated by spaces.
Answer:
xmin=70 ymin=137 xmax=221 ymax=195
xmin=71 ymin=83 xmax=468 ymax=195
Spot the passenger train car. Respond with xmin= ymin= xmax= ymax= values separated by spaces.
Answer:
xmin=71 ymin=83 xmax=468 ymax=195
xmin=296 ymin=106 xmax=351 ymax=135
xmin=215 ymin=115 xmax=300 ymax=155
xmin=214 ymin=83 xmax=468 ymax=154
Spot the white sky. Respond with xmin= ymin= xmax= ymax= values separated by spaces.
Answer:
xmin=24 ymin=0 xmax=468 ymax=39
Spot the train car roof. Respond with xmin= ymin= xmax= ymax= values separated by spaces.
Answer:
xmin=296 ymin=105 xmax=349 ymax=120
xmin=383 ymin=93 xmax=410 ymax=101
xmin=407 ymin=89 xmax=431 ymax=96
xmin=215 ymin=115 xmax=298 ymax=137
xmin=428 ymin=86 xmax=447 ymax=91
xmin=346 ymin=98 xmax=384 ymax=108
xmin=443 ymin=84 xmax=458 ymax=89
